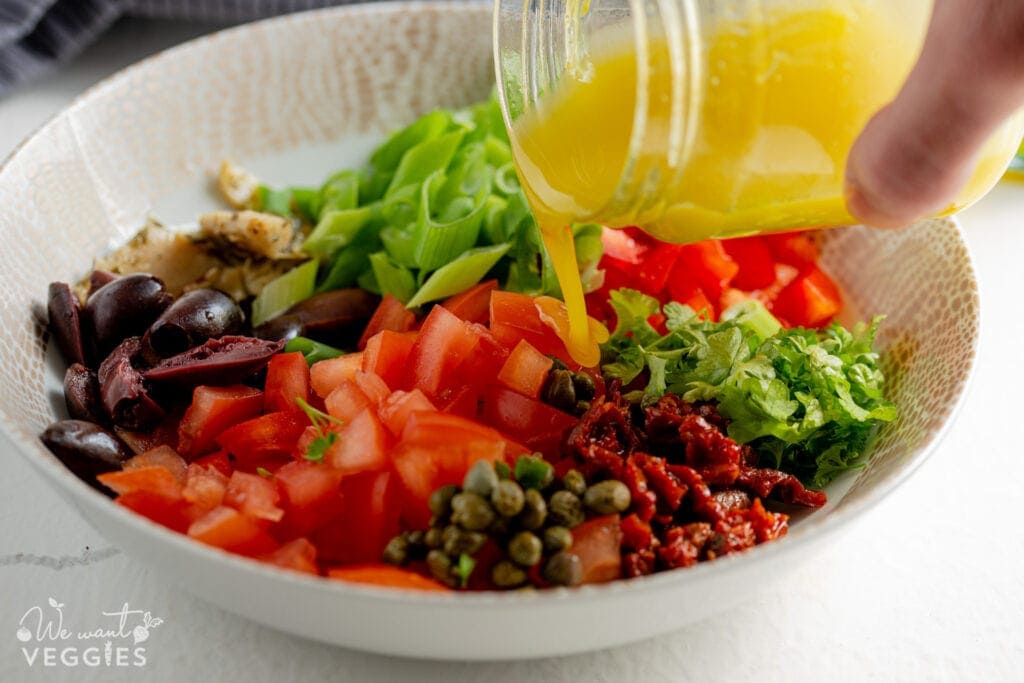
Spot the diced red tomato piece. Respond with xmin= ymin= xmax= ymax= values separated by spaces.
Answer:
xmin=401 ymin=410 xmax=506 ymax=447
xmin=182 ymin=463 xmax=229 ymax=510
xmin=362 ymin=331 xmax=415 ymax=389
xmin=570 ymin=514 xmax=623 ymax=584
xmin=264 ymin=352 xmax=310 ymax=413
xmin=310 ymin=353 xmax=364 ymax=398
xmin=274 ymin=460 xmax=344 ymax=536
xmin=441 ymin=279 xmax=498 ymax=324
xmin=123 ymin=445 xmax=187 ymax=485
xmin=224 ymin=471 xmax=285 ymax=522
xmin=763 ymin=230 xmax=820 ymax=270
xmin=324 ymin=381 xmax=372 ymax=422
xmin=354 ymin=371 xmax=390 ymax=406
xmin=636 ymin=243 xmax=685 ymax=295
xmin=323 ymin=408 xmax=390 ymax=474
xmin=215 ymin=411 xmax=307 ymax=465
xmin=98 ymin=466 xmax=183 ymax=501
xmin=262 ymin=538 xmax=319 ymax=575
xmin=678 ymin=241 xmax=739 ymax=299
xmin=326 ymin=565 xmax=450 ymax=591
xmin=193 ymin=450 xmax=232 ymax=477
xmin=314 ymin=470 xmax=400 ymax=565
xmin=722 ymin=236 xmax=777 ymax=290
xmin=377 ymin=390 xmax=437 ymax=436
xmin=667 ymin=279 xmax=715 ymax=320
xmin=600 ymin=227 xmax=646 ymax=264
xmin=497 ymin=339 xmax=553 ymax=399
xmin=187 ymin=505 xmax=276 ymax=555
xmin=114 ymin=491 xmax=193 ymax=532
xmin=490 ymin=290 xmax=571 ymax=363
xmin=406 ymin=305 xmax=482 ymax=396
xmin=177 ymin=385 xmax=264 ymax=458
xmin=481 ymin=388 xmax=577 ymax=455
xmin=437 ymin=384 xmax=482 ymax=419
xmin=358 ymin=294 xmax=417 ymax=350
xmin=771 ymin=266 xmax=842 ymax=328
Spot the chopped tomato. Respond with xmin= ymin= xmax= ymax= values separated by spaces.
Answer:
xmin=274 ymin=460 xmax=344 ymax=536
xmin=771 ymin=266 xmax=842 ymax=328
xmin=437 ymin=384 xmax=481 ymax=419
xmin=326 ymin=565 xmax=450 ymax=591
xmin=666 ymin=279 xmax=715 ymax=320
xmin=362 ymin=330 xmax=415 ymax=389
xmin=115 ymin=491 xmax=193 ymax=532
xmin=123 ymin=445 xmax=187 ymax=485
xmin=635 ymin=243 xmax=685 ymax=294
xmin=600 ymin=227 xmax=646 ymax=265
xmin=490 ymin=290 xmax=570 ymax=363
xmin=187 ymin=505 xmax=276 ymax=555
xmin=314 ymin=470 xmax=400 ymax=565
xmin=678 ymin=241 xmax=739 ymax=299
xmin=406 ymin=305 xmax=481 ymax=396
xmin=358 ymin=294 xmax=416 ymax=350
xmin=264 ymin=352 xmax=310 ymax=413
xmin=722 ymin=236 xmax=777 ymax=290
xmin=262 ymin=538 xmax=319 ymax=575
xmin=763 ymin=230 xmax=820 ymax=270
xmin=481 ymin=388 xmax=577 ymax=455
xmin=182 ymin=463 xmax=229 ymax=510
xmin=215 ymin=411 xmax=307 ymax=465
xmin=401 ymin=410 xmax=505 ymax=448
xmin=377 ymin=390 xmax=437 ymax=436
xmin=310 ymin=353 xmax=364 ymax=398
xmin=324 ymin=408 xmax=390 ymax=474
xmin=193 ymin=450 xmax=232 ymax=477
xmin=441 ymin=279 xmax=498 ymax=324
xmin=98 ymin=466 xmax=183 ymax=501
xmin=324 ymin=381 xmax=371 ymax=422
xmin=177 ymin=385 xmax=264 ymax=458
xmin=224 ymin=471 xmax=284 ymax=522
xmin=496 ymin=339 xmax=553 ymax=399
xmin=570 ymin=515 xmax=623 ymax=584
xmin=354 ymin=371 xmax=390 ymax=406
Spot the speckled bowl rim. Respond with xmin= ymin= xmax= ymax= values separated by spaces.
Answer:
xmin=0 ymin=0 xmax=980 ymax=609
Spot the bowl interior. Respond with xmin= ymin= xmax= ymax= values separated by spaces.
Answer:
xmin=0 ymin=0 xmax=979 ymax=656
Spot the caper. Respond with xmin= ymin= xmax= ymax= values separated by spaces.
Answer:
xmin=572 ymin=372 xmax=596 ymax=401
xmin=508 ymin=531 xmax=543 ymax=567
xmin=583 ymin=479 xmax=632 ymax=514
xmin=403 ymin=530 xmax=425 ymax=547
xmin=548 ymin=490 xmax=585 ymax=528
xmin=442 ymin=525 xmax=487 ymax=556
xmin=382 ymin=535 xmax=408 ymax=565
xmin=549 ymin=356 xmax=568 ymax=372
xmin=426 ymin=550 xmax=455 ymax=586
xmin=518 ymin=488 xmax=547 ymax=530
xmin=491 ymin=479 xmax=525 ymax=517
xmin=562 ymin=469 xmax=587 ymax=497
xmin=463 ymin=460 xmax=498 ymax=498
xmin=542 ymin=526 xmax=574 ymax=554
xmin=491 ymin=560 xmax=528 ymax=589
xmin=424 ymin=526 xmax=444 ymax=549
xmin=574 ymin=400 xmax=591 ymax=415
xmin=451 ymin=491 xmax=496 ymax=531
xmin=428 ymin=484 xmax=459 ymax=519
xmin=488 ymin=514 xmax=512 ymax=537
xmin=543 ymin=552 xmax=583 ymax=587
xmin=542 ymin=369 xmax=576 ymax=410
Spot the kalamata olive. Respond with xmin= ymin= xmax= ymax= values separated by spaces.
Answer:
xmin=98 ymin=337 xmax=165 ymax=430
xmin=253 ymin=289 xmax=379 ymax=346
xmin=47 ymin=282 xmax=86 ymax=366
xmin=142 ymin=335 xmax=284 ymax=386
xmin=88 ymin=270 xmax=119 ymax=296
xmin=143 ymin=288 xmax=244 ymax=357
xmin=86 ymin=273 xmax=173 ymax=356
xmin=40 ymin=420 xmax=131 ymax=488
xmin=64 ymin=363 xmax=104 ymax=423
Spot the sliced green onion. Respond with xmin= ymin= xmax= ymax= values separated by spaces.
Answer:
xmin=302 ymin=206 xmax=374 ymax=260
xmin=484 ymin=136 xmax=513 ymax=167
xmin=514 ymin=455 xmax=554 ymax=491
xmin=721 ymin=299 xmax=783 ymax=339
xmin=285 ymin=336 xmax=345 ymax=365
xmin=407 ymin=243 xmax=510 ymax=308
xmin=481 ymin=195 xmax=509 ymax=245
xmin=411 ymin=171 xmax=489 ymax=271
xmin=369 ymin=251 xmax=416 ymax=303
xmin=356 ymin=268 xmax=380 ymax=294
xmin=256 ymin=186 xmax=296 ymax=217
xmin=386 ymin=130 xmax=465 ymax=197
xmin=320 ymin=170 xmax=361 ymax=213
xmin=316 ymin=244 xmax=375 ymax=292
xmin=494 ymin=162 xmax=521 ymax=196
xmin=250 ymin=259 xmax=319 ymax=326
xmin=291 ymin=187 xmax=322 ymax=223
xmin=370 ymin=109 xmax=452 ymax=174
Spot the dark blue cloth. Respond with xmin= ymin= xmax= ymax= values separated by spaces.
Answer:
xmin=0 ymin=1 xmax=367 ymax=95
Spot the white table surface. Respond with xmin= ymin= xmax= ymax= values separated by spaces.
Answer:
xmin=1 ymin=16 xmax=1022 ymax=683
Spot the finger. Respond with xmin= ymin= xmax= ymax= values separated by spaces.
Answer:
xmin=845 ymin=0 xmax=1024 ymax=228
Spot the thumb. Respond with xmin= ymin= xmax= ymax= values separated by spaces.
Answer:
xmin=845 ymin=0 xmax=1024 ymax=229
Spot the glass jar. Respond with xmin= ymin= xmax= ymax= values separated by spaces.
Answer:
xmin=495 ymin=0 xmax=1024 ymax=242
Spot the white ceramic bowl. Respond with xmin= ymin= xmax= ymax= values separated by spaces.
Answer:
xmin=0 ymin=1 xmax=980 ymax=660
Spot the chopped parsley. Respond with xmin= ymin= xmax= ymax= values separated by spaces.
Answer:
xmin=295 ymin=398 xmax=344 ymax=463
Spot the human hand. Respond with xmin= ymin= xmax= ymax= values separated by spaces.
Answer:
xmin=845 ymin=0 xmax=1024 ymax=228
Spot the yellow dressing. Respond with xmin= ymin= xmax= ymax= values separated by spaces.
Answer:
xmin=510 ymin=3 xmax=1022 ymax=366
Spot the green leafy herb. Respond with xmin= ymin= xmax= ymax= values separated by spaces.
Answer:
xmin=455 ymin=553 xmax=476 ymax=589
xmin=601 ymin=290 xmax=897 ymax=487
xmin=513 ymin=454 xmax=554 ymax=490
xmin=295 ymin=398 xmax=343 ymax=463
